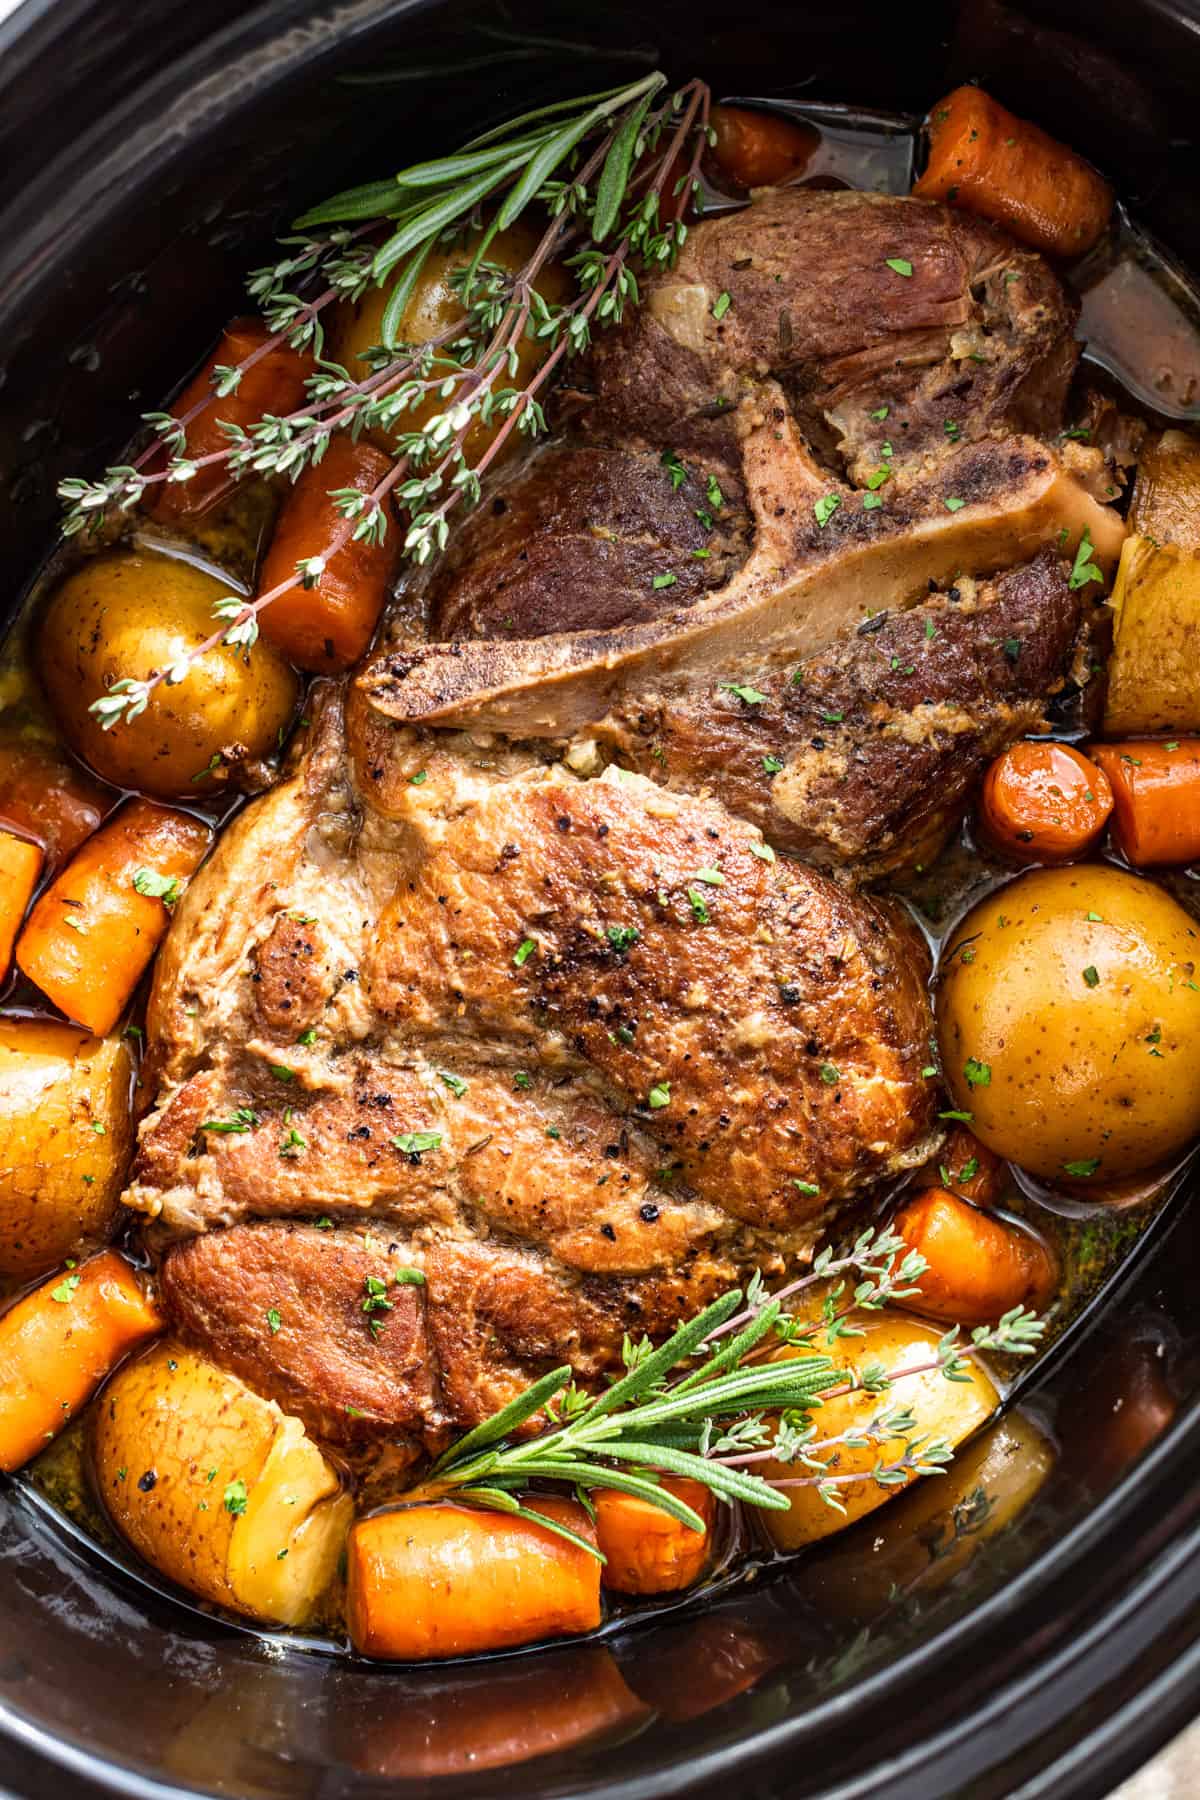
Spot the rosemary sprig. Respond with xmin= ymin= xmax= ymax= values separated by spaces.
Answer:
xmin=62 ymin=72 xmax=715 ymax=730
xmin=405 ymin=1227 xmax=1046 ymax=1559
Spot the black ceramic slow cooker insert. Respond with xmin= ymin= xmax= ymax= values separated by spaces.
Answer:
xmin=1 ymin=1 xmax=1200 ymax=1795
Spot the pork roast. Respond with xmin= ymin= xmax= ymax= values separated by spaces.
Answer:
xmin=136 ymin=186 xmax=1129 ymax=1460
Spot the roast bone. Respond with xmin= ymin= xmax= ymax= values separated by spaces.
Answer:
xmin=362 ymin=187 xmax=1127 ymax=748
xmin=363 ymin=413 xmax=1123 ymax=737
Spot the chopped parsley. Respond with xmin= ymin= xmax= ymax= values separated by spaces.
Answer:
xmin=762 ymin=754 xmax=784 ymax=774
xmin=652 ymin=572 xmax=677 ymax=590
xmin=51 ymin=1273 xmax=82 ymax=1304
xmin=885 ymin=257 xmax=914 ymax=277
xmin=1062 ymin=1157 xmax=1101 ymax=1178
xmin=409 ymin=769 xmax=428 ymax=785
xmin=392 ymin=1130 xmax=442 ymax=1157
xmin=706 ymin=475 xmax=724 ymax=510
xmin=661 ymin=449 xmax=687 ymax=491
xmin=792 ymin=1179 xmax=820 ymax=1196
xmin=813 ymin=493 xmax=840 ymax=528
xmin=132 ymin=868 xmax=183 ymax=907
xmin=647 ymin=1081 xmax=671 ymax=1110
xmin=944 ymin=495 xmax=966 ymax=513
xmin=720 ymin=681 xmax=767 ymax=706
xmin=438 ymin=1070 xmax=468 ymax=1097
xmin=199 ymin=1108 xmax=260 ymax=1135
xmin=223 ymin=1479 xmax=249 ymax=1517
xmin=711 ymin=290 xmax=732 ymax=321
xmin=692 ymin=867 xmax=724 ymax=886
xmin=268 ymin=1064 xmax=296 ymax=1083
xmin=819 ymin=1063 xmax=840 ymax=1086
xmin=687 ymin=887 xmax=711 ymax=925
xmin=1082 ymin=965 xmax=1100 ymax=988
xmin=513 ymin=937 xmax=536 ymax=967
xmin=606 ymin=924 xmax=639 ymax=953
xmin=266 ymin=1308 xmax=282 ymax=1335
xmin=749 ymin=841 xmax=776 ymax=864
xmin=1069 ymin=529 xmax=1102 ymax=590
xmin=297 ymin=1027 xmax=318 ymax=1046
xmin=964 ymin=1058 xmax=991 ymax=1087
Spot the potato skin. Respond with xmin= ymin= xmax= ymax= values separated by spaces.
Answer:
xmin=330 ymin=222 xmax=569 ymax=463
xmin=0 ymin=1019 xmax=132 ymax=1278
xmin=759 ymin=1302 xmax=998 ymax=1550
xmin=1103 ymin=535 xmax=1200 ymax=736
xmin=92 ymin=1339 xmax=351 ymax=1625
xmin=937 ymin=865 xmax=1200 ymax=1181
xmin=37 ymin=550 xmax=300 ymax=798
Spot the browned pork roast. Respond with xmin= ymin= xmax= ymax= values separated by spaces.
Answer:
xmin=132 ymin=187 xmax=1129 ymax=1459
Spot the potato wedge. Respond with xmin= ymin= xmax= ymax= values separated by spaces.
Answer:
xmin=759 ymin=1300 xmax=998 ymax=1551
xmin=795 ymin=1410 xmax=1054 ymax=1622
xmin=1128 ymin=429 xmax=1200 ymax=550
xmin=0 ymin=1019 xmax=133 ymax=1278
xmin=92 ymin=1340 xmax=351 ymax=1626
xmin=1104 ymin=534 xmax=1200 ymax=735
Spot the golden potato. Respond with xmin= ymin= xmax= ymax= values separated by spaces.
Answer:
xmin=0 ymin=1019 xmax=132 ymax=1278
xmin=92 ymin=1340 xmax=351 ymax=1626
xmin=37 ymin=550 xmax=300 ymax=799
xmin=794 ymin=1409 xmax=1054 ymax=1623
xmin=759 ymin=1302 xmax=999 ymax=1551
xmin=330 ymin=220 xmax=569 ymax=463
xmin=937 ymin=865 xmax=1200 ymax=1182
xmin=1103 ymin=534 xmax=1200 ymax=735
xmin=1128 ymin=429 xmax=1200 ymax=550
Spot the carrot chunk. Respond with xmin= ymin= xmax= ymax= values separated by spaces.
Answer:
xmin=892 ymin=1188 xmax=1058 ymax=1325
xmin=709 ymin=105 xmax=818 ymax=190
xmin=593 ymin=1478 xmax=714 ymax=1594
xmin=151 ymin=319 xmax=313 ymax=521
xmin=0 ymin=830 xmax=42 ymax=980
xmin=0 ymin=730 xmax=113 ymax=871
xmin=979 ymin=741 xmax=1114 ymax=864
xmin=0 ymin=1250 xmax=161 ymax=1471
xmin=347 ymin=1498 xmax=602 ymax=1659
xmin=16 ymin=798 xmax=211 ymax=1035
xmin=913 ymin=86 xmax=1112 ymax=258
xmin=256 ymin=435 xmax=399 ymax=670
xmin=1089 ymin=739 xmax=1200 ymax=867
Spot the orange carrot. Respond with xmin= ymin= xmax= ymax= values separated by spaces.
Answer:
xmin=913 ymin=86 xmax=1113 ymax=258
xmin=0 ymin=1251 xmax=161 ymax=1471
xmin=347 ymin=1498 xmax=602 ymax=1659
xmin=709 ymin=105 xmax=818 ymax=191
xmin=931 ymin=1125 xmax=1006 ymax=1209
xmin=0 ymin=830 xmax=42 ymax=979
xmin=256 ymin=435 xmax=399 ymax=670
xmin=16 ymin=798 xmax=211 ymax=1034
xmin=1088 ymin=739 xmax=1200 ymax=867
xmin=0 ymin=730 xmax=113 ymax=871
xmin=151 ymin=319 xmax=313 ymax=521
xmin=892 ymin=1188 xmax=1058 ymax=1325
xmin=979 ymin=741 xmax=1113 ymax=864
xmin=593 ymin=1478 xmax=714 ymax=1594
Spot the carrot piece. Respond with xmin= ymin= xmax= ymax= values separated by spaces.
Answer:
xmin=979 ymin=741 xmax=1114 ymax=864
xmin=709 ymin=105 xmax=818 ymax=191
xmin=0 ymin=830 xmax=42 ymax=980
xmin=0 ymin=1250 xmax=161 ymax=1471
xmin=0 ymin=730 xmax=113 ymax=871
xmin=16 ymin=798 xmax=211 ymax=1035
xmin=931 ymin=1124 xmax=1006 ymax=1208
xmin=347 ymin=1498 xmax=602 ymax=1659
xmin=151 ymin=319 xmax=313 ymax=521
xmin=256 ymin=435 xmax=399 ymax=670
xmin=892 ymin=1188 xmax=1058 ymax=1325
xmin=1088 ymin=739 xmax=1200 ymax=867
xmin=913 ymin=86 xmax=1112 ymax=258
xmin=593 ymin=1478 xmax=714 ymax=1594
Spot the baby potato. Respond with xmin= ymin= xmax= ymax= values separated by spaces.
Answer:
xmin=937 ymin=866 xmax=1200 ymax=1182
xmin=37 ymin=551 xmax=300 ymax=799
xmin=794 ymin=1409 xmax=1054 ymax=1624
xmin=92 ymin=1340 xmax=352 ymax=1626
xmin=0 ymin=1019 xmax=133 ymax=1278
xmin=759 ymin=1301 xmax=999 ymax=1551
xmin=330 ymin=220 xmax=569 ymax=463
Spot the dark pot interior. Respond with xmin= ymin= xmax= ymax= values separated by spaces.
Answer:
xmin=2 ymin=2 xmax=1200 ymax=1795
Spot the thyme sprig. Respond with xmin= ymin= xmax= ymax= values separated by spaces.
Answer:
xmin=406 ymin=1226 xmax=1045 ymax=1558
xmin=62 ymin=71 xmax=715 ymax=731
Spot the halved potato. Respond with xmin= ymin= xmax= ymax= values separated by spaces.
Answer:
xmin=795 ymin=1409 xmax=1054 ymax=1622
xmin=92 ymin=1339 xmax=351 ymax=1625
xmin=0 ymin=1018 xmax=133 ymax=1278
xmin=759 ymin=1299 xmax=999 ymax=1551
xmin=1103 ymin=533 xmax=1200 ymax=735
xmin=1128 ymin=428 xmax=1200 ymax=550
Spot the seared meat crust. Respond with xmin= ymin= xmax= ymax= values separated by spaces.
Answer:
xmin=600 ymin=550 xmax=1083 ymax=877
